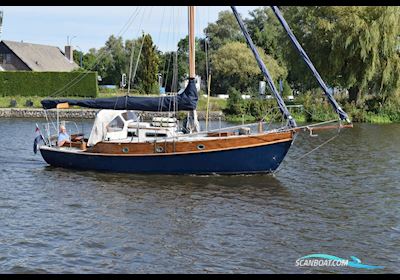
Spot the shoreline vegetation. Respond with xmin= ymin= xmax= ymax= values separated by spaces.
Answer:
xmin=2 ymin=7 xmax=399 ymax=125
xmin=0 ymin=89 xmax=399 ymax=124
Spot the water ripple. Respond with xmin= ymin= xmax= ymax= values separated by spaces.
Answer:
xmin=0 ymin=119 xmax=398 ymax=273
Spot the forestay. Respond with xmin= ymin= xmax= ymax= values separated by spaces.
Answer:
xmin=231 ymin=6 xmax=297 ymax=128
xmin=271 ymin=6 xmax=350 ymax=122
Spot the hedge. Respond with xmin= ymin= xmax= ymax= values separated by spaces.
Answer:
xmin=0 ymin=71 xmax=98 ymax=98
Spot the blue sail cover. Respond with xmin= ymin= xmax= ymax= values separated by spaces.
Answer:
xmin=271 ymin=6 xmax=350 ymax=122
xmin=41 ymin=79 xmax=198 ymax=111
xmin=231 ymin=6 xmax=296 ymax=128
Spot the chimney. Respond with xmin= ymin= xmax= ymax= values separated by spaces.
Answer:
xmin=65 ymin=45 xmax=73 ymax=62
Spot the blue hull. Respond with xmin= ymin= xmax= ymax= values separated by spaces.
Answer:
xmin=39 ymin=140 xmax=292 ymax=174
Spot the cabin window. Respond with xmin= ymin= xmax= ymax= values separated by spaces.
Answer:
xmin=145 ymin=132 xmax=167 ymax=138
xmin=0 ymin=53 xmax=4 ymax=64
xmin=107 ymin=116 xmax=124 ymax=132
xmin=127 ymin=131 xmax=137 ymax=137
xmin=121 ymin=111 xmax=138 ymax=121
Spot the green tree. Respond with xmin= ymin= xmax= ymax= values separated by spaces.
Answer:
xmin=72 ymin=48 xmax=98 ymax=71
xmin=92 ymin=35 xmax=126 ymax=85
xmin=204 ymin=10 xmax=244 ymax=51
xmin=224 ymin=87 xmax=245 ymax=116
xmin=82 ymin=48 xmax=97 ymax=71
xmin=211 ymin=41 xmax=287 ymax=94
xmin=157 ymin=36 xmax=207 ymax=93
xmin=281 ymin=6 xmax=400 ymax=103
xmin=176 ymin=36 xmax=207 ymax=85
xmin=124 ymin=37 xmax=143 ymax=89
xmin=158 ymin=51 xmax=174 ymax=92
xmin=72 ymin=50 xmax=83 ymax=68
xmin=136 ymin=34 xmax=160 ymax=94
xmin=245 ymin=7 xmax=284 ymax=64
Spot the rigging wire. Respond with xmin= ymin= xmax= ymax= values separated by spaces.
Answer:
xmin=114 ymin=7 xmax=153 ymax=109
xmin=157 ymin=7 xmax=174 ymax=112
xmin=163 ymin=52 xmax=173 ymax=91
xmin=162 ymin=8 xmax=174 ymax=91
xmin=155 ymin=6 xmax=166 ymax=48
xmin=47 ymin=6 xmax=142 ymax=98
xmin=131 ymin=32 xmax=146 ymax=91
xmin=155 ymin=6 xmax=166 ymax=104
xmin=173 ymin=6 xmax=183 ymax=116
xmin=171 ymin=7 xmax=179 ymax=95
xmin=204 ymin=7 xmax=212 ymax=131
xmin=158 ymin=7 xmax=174 ymax=112
xmin=167 ymin=6 xmax=177 ymax=115
xmin=127 ymin=6 xmax=149 ymax=94
xmin=273 ymin=133 xmax=340 ymax=175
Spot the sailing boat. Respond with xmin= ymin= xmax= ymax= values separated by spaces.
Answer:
xmin=34 ymin=6 xmax=352 ymax=174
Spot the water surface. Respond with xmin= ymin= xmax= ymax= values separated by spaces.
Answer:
xmin=0 ymin=118 xmax=399 ymax=273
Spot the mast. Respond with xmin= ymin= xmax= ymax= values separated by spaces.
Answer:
xmin=185 ymin=6 xmax=200 ymax=133
xmin=188 ymin=6 xmax=195 ymax=79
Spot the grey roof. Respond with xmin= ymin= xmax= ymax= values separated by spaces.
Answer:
xmin=1 ymin=40 xmax=79 ymax=71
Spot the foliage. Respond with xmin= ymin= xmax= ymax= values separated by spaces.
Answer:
xmin=211 ymin=41 xmax=287 ymax=94
xmin=73 ymin=50 xmax=83 ymax=68
xmin=37 ymin=6 xmax=400 ymax=124
xmin=281 ymin=6 xmax=400 ymax=102
xmin=224 ymin=87 xmax=280 ymax=122
xmin=159 ymin=36 xmax=207 ymax=92
xmin=203 ymin=10 xmax=245 ymax=51
xmin=224 ymin=87 xmax=246 ymax=116
xmin=73 ymin=48 xmax=98 ymax=72
xmin=158 ymin=51 xmax=175 ymax=92
xmin=136 ymin=34 xmax=159 ymax=94
xmin=96 ymin=35 xmax=126 ymax=86
xmin=0 ymin=71 xmax=98 ymax=97
xmin=245 ymin=7 xmax=285 ymax=64
xmin=196 ymin=94 xmax=227 ymax=112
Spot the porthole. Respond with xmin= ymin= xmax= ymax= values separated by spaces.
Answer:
xmin=155 ymin=146 xmax=164 ymax=153
xmin=197 ymin=144 xmax=205 ymax=150
xmin=122 ymin=147 xmax=129 ymax=153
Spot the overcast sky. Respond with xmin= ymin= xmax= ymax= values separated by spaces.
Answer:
xmin=0 ymin=6 xmax=260 ymax=53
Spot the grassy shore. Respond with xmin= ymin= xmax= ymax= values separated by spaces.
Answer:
xmin=1 ymin=93 xmax=399 ymax=124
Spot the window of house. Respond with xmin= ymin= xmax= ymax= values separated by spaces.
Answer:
xmin=107 ymin=116 xmax=125 ymax=132
xmin=0 ymin=53 xmax=4 ymax=64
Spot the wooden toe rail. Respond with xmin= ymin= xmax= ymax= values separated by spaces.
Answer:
xmin=293 ymin=123 xmax=353 ymax=133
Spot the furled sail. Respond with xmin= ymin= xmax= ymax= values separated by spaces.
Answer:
xmin=271 ymin=6 xmax=350 ymax=123
xmin=231 ymin=6 xmax=297 ymax=128
xmin=41 ymin=78 xmax=198 ymax=111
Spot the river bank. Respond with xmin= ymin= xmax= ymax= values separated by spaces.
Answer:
xmin=1 ymin=107 xmax=397 ymax=124
xmin=0 ymin=108 xmax=226 ymax=121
